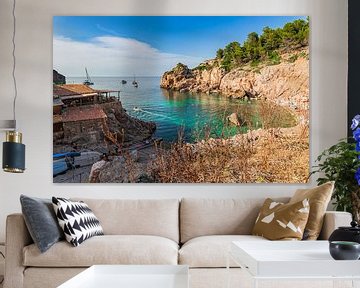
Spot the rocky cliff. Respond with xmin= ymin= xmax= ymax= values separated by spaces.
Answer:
xmin=101 ymin=101 xmax=156 ymax=145
xmin=160 ymin=50 xmax=309 ymax=113
xmin=53 ymin=70 xmax=66 ymax=84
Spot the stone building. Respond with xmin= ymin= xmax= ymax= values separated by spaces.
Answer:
xmin=62 ymin=105 xmax=108 ymax=145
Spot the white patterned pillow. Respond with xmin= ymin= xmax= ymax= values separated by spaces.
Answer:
xmin=52 ymin=197 xmax=104 ymax=246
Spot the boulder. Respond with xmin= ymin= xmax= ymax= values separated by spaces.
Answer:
xmin=96 ymin=155 xmax=147 ymax=183
xmin=227 ymin=113 xmax=241 ymax=126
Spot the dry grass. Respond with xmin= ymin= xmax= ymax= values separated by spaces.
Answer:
xmin=257 ymin=100 xmax=298 ymax=129
xmin=149 ymin=136 xmax=255 ymax=183
xmin=248 ymin=126 xmax=309 ymax=183
xmin=146 ymin=95 xmax=309 ymax=183
xmin=148 ymin=124 xmax=309 ymax=183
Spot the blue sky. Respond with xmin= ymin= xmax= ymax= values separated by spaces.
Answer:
xmin=53 ymin=16 xmax=306 ymax=77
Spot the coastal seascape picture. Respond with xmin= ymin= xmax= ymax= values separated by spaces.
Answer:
xmin=53 ymin=16 xmax=310 ymax=183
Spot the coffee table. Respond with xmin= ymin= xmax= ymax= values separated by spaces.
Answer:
xmin=58 ymin=265 xmax=189 ymax=288
xmin=228 ymin=241 xmax=360 ymax=288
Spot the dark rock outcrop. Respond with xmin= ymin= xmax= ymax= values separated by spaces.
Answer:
xmin=101 ymin=102 xmax=156 ymax=145
xmin=53 ymin=70 xmax=66 ymax=84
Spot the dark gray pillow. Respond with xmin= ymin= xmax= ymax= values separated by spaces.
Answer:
xmin=20 ymin=195 xmax=64 ymax=253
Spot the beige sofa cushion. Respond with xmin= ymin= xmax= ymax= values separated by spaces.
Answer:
xmin=319 ymin=211 xmax=352 ymax=240
xmin=72 ymin=198 xmax=179 ymax=243
xmin=180 ymin=198 xmax=289 ymax=243
xmin=23 ymin=235 xmax=178 ymax=267
xmin=179 ymin=235 xmax=267 ymax=268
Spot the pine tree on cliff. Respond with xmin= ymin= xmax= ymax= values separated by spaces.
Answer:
xmin=215 ymin=18 xmax=309 ymax=71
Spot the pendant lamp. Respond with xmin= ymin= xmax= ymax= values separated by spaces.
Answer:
xmin=1 ymin=0 xmax=26 ymax=173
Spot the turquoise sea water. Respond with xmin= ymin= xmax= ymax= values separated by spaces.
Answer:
xmin=66 ymin=76 xmax=295 ymax=142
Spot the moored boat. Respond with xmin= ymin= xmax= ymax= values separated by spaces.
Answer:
xmin=132 ymin=75 xmax=139 ymax=87
xmin=53 ymin=159 xmax=69 ymax=176
xmin=83 ymin=67 xmax=94 ymax=85
xmin=53 ymin=151 xmax=81 ymax=160
xmin=53 ymin=151 xmax=101 ymax=177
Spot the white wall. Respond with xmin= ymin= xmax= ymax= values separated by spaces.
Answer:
xmin=0 ymin=0 xmax=348 ymax=242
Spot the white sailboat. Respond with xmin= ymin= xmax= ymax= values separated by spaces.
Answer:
xmin=83 ymin=67 xmax=94 ymax=86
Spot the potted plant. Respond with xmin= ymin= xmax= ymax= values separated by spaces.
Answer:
xmin=312 ymin=115 xmax=360 ymax=222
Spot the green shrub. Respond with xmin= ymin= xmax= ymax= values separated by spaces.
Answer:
xmin=213 ymin=17 xmax=309 ymax=71
xmin=250 ymin=59 xmax=260 ymax=67
xmin=268 ymin=51 xmax=281 ymax=65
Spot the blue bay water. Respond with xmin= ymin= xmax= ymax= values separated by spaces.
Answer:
xmin=66 ymin=76 xmax=269 ymax=142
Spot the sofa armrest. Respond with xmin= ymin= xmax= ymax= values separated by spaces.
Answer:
xmin=4 ymin=214 xmax=32 ymax=288
xmin=318 ymin=211 xmax=352 ymax=240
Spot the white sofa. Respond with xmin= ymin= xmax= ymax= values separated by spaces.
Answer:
xmin=4 ymin=198 xmax=352 ymax=288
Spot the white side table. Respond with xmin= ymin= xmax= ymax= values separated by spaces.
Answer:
xmin=58 ymin=265 xmax=189 ymax=288
xmin=228 ymin=241 xmax=360 ymax=288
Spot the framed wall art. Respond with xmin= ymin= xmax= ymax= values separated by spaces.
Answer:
xmin=52 ymin=16 xmax=309 ymax=183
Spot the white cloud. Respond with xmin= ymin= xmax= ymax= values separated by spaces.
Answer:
xmin=53 ymin=35 xmax=204 ymax=77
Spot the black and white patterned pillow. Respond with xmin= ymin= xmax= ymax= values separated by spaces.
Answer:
xmin=52 ymin=197 xmax=104 ymax=247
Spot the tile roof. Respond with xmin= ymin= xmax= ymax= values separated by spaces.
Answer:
xmin=53 ymin=85 xmax=75 ymax=97
xmin=59 ymin=84 xmax=96 ymax=94
xmin=53 ymin=84 xmax=97 ymax=97
xmin=62 ymin=105 xmax=107 ymax=123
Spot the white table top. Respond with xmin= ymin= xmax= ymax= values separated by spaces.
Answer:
xmin=58 ymin=265 xmax=189 ymax=288
xmin=231 ymin=241 xmax=360 ymax=278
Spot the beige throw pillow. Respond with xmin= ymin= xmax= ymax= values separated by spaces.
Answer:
xmin=289 ymin=181 xmax=334 ymax=240
xmin=252 ymin=198 xmax=310 ymax=240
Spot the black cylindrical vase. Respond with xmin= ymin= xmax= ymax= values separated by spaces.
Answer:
xmin=2 ymin=131 xmax=25 ymax=173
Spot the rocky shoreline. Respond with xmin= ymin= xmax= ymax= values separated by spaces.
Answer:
xmin=153 ymin=49 xmax=310 ymax=183
xmin=160 ymin=48 xmax=309 ymax=122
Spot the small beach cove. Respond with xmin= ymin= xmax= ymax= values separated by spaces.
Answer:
xmin=67 ymin=76 xmax=297 ymax=143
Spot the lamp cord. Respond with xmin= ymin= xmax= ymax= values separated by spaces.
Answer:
xmin=11 ymin=0 xmax=17 ymax=130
